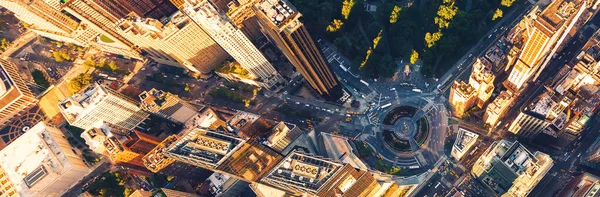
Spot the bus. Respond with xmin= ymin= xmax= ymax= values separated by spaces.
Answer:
xmin=412 ymin=89 xmax=422 ymax=93
xmin=360 ymin=80 xmax=369 ymax=86
xmin=381 ymin=103 xmax=392 ymax=109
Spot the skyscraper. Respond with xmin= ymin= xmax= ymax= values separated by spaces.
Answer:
xmin=253 ymin=0 xmax=345 ymax=100
xmin=116 ymin=11 xmax=228 ymax=74
xmin=449 ymin=81 xmax=477 ymax=118
xmin=139 ymin=88 xmax=201 ymax=123
xmin=81 ymin=125 xmax=161 ymax=172
xmin=174 ymin=0 xmax=283 ymax=89
xmin=61 ymin=0 xmax=143 ymax=58
xmin=0 ymin=59 xmax=36 ymax=130
xmin=505 ymin=0 xmax=585 ymax=91
xmin=93 ymin=0 xmax=178 ymax=20
xmin=0 ymin=0 xmax=82 ymax=45
xmin=58 ymin=83 xmax=149 ymax=130
xmin=142 ymin=135 xmax=210 ymax=180
xmin=472 ymin=140 xmax=553 ymax=197
xmin=484 ymin=90 xmax=515 ymax=128
xmin=0 ymin=122 xmax=90 ymax=197
xmin=451 ymin=128 xmax=478 ymax=160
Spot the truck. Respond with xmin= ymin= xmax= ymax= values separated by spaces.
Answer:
xmin=339 ymin=64 xmax=348 ymax=72
xmin=381 ymin=103 xmax=392 ymax=109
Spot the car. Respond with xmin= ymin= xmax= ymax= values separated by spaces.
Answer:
xmin=390 ymin=88 xmax=396 ymax=91
xmin=305 ymin=104 xmax=310 ymax=107
xmin=488 ymin=34 xmax=492 ymax=38
xmin=468 ymin=54 xmax=473 ymax=57
xmin=295 ymin=102 xmax=300 ymax=105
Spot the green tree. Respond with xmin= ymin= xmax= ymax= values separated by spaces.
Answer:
xmin=0 ymin=38 xmax=10 ymax=51
xmin=501 ymin=0 xmax=516 ymax=7
xmin=123 ymin=188 xmax=134 ymax=197
xmin=108 ymin=61 xmax=118 ymax=72
xmin=378 ymin=54 xmax=396 ymax=78
xmin=31 ymin=69 xmax=50 ymax=89
xmin=69 ymin=73 xmax=93 ymax=94
xmin=492 ymin=9 xmax=503 ymax=21
xmin=83 ymin=58 xmax=96 ymax=68
xmin=341 ymin=0 xmax=356 ymax=20
xmin=410 ymin=50 xmax=419 ymax=64
xmin=424 ymin=31 xmax=442 ymax=48
xmin=439 ymin=34 xmax=459 ymax=56
xmin=326 ymin=19 xmax=344 ymax=32
xmin=52 ymin=51 xmax=64 ymax=62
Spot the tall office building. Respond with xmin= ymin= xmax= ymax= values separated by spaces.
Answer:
xmin=93 ymin=0 xmax=178 ymax=20
xmin=81 ymin=125 xmax=161 ymax=171
xmin=558 ymin=173 xmax=600 ymax=197
xmin=61 ymin=0 xmax=143 ymax=58
xmin=0 ymin=0 xmax=82 ymax=44
xmin=0 ymin=59 xmax=36 ymax=131
xmin=254 ymin=0 xmax=345 ymax=100
xmin=505 ymin=0 xmax=585 ymax=91
xmin=484 ymin=90 xmax=515 ymax=128
xmin=58 ymin=83 xmax=149 ymax=130
xmin=139 ymin=88 xmax=200 ymax=124
xmin=451 ymin=128 xmax=478 ymax=160
xmin=116 ymin=12 xmax=228 ymax=74
xmin=174 ymin=0 xmax=283 ymax=89
xmin=449 ymin=81 xmax=477 ymax=118
xmin=472 ymin=140 xmax=553 ymax=197
xmin=142 ymin=135 xmax=210 ymax=180
xmin=449 ymin=58 xmax=495 ymax=118
xmin=0 ymin=122 xmax=90 ymax=197
xmin=165 ymin=128 xmax=283 ymax=182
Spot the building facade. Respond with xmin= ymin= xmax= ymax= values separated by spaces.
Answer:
xmin=59 ymin=83 xmax=149 ymax=130
xmin=472 ymin=140 xmax=553 ymax=196
xmin=484 ymin=90 xmax=515 ymax=128
xmin=451 ymin=128 xmax=478 ymax=160
xmin=0 ymin=59 xmax=36 ymax=131
xmin=116 ymin=12 xmax=228 ymax=74
xmin=175 ymin=0 xmax=283 ymax=89
xmin=449 ymin=81 xmax=477 ymax=118
xmin=254 ymin=0 xmax=345 ymax=100
xmin=0 ymin=122 xmax=90 ymax=197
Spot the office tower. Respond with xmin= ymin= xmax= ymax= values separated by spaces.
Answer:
xmin=484 ymin=90 xmax=515 ymax=128
xmin=61 ymin=0 xmax=142 ymax=58
xmin=116 ymin=12 xmax=228 ymax=74
xmin=449 ymin=58 xmax=495 ymax=118
xmin=254 ymin=0 xmax=346 ymax=100
xmin=142 ymin=135 xmax=210 ymax=180
xmin=505 ymin=0 xmax=585 ymax=91
xmin=0 ymin=59 xmax=36 ymax=130
xmin=174 ymin=0 xmax=283 ymax=89
xmin=206 ymin=172 xmax=250 ymax=196
xmin=321 ymin=132 xmax=368 ymax=169
xmin=165 ymin=128 xmax=283 ymax=182
xmin=223 ymin=0 xmax=264 ymax=42
xmin=0 ymin=0 xmax=82 ymax=44
xmin=81 ymin=125 xmax=161 ymax=171
xmin=558 ymin=173 xmax=600 ymax=197
xmin=93 ymin=0 xmax=178 ymax=20
xmin=584 ymin=137 xmax=600 ymax=165
xmin=472 ymin=140 xmax=553 ymax=197
xmin=0 ymin=122 xmax=90 ymax=197
xmin=139 ymin=88 xmax=199 ymax=124
xmin=451 ymin=128 xmax=478 ymax=160
xmin=58 ymin=83 xmax=149 ymax=130
xmin=226 ymin=111 xmax=318 ymax=155
xmin=449 ymin=81 xmax=477 ymax=118
xmin=259 ymin=151 xmax=409 ymax=197
xmin=468 ymin=59 xmax=495 ymax=107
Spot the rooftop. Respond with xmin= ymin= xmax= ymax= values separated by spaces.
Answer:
xmin=143 ymin=135 xmax=179 ymax=173
xmin=262 ymin=151 xmax=344 ymax=193
xmin=0 ymin=123 xmax=73 ymax=195
xmin=166 ymin=128 xmax=245 ymax=169
xmin=256 ymin=0 xmax=299 ymax=28
xmin=453 ymin=128 xmax=479 ymax=152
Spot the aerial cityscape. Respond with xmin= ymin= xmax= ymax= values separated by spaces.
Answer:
xmin=0 ymin=0 xmax=600 ymax=196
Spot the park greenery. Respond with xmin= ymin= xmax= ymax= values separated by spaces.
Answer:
xmin=291 ymin=0 xmax=518 ymax=77
xmin=0 ymin=38 xmax=10 ymax=53
xmin=68 ymin=73 xmax=93 ymax=94
xmin=83 ymin=58 xmax=128 ymax=75
xmin=31 ymin=69 xmax=50 ymax=89
xmin=86 ymin=172 xmax=129 ymax=197
xmin=52 ymin=51 xmax=74 ymax=62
